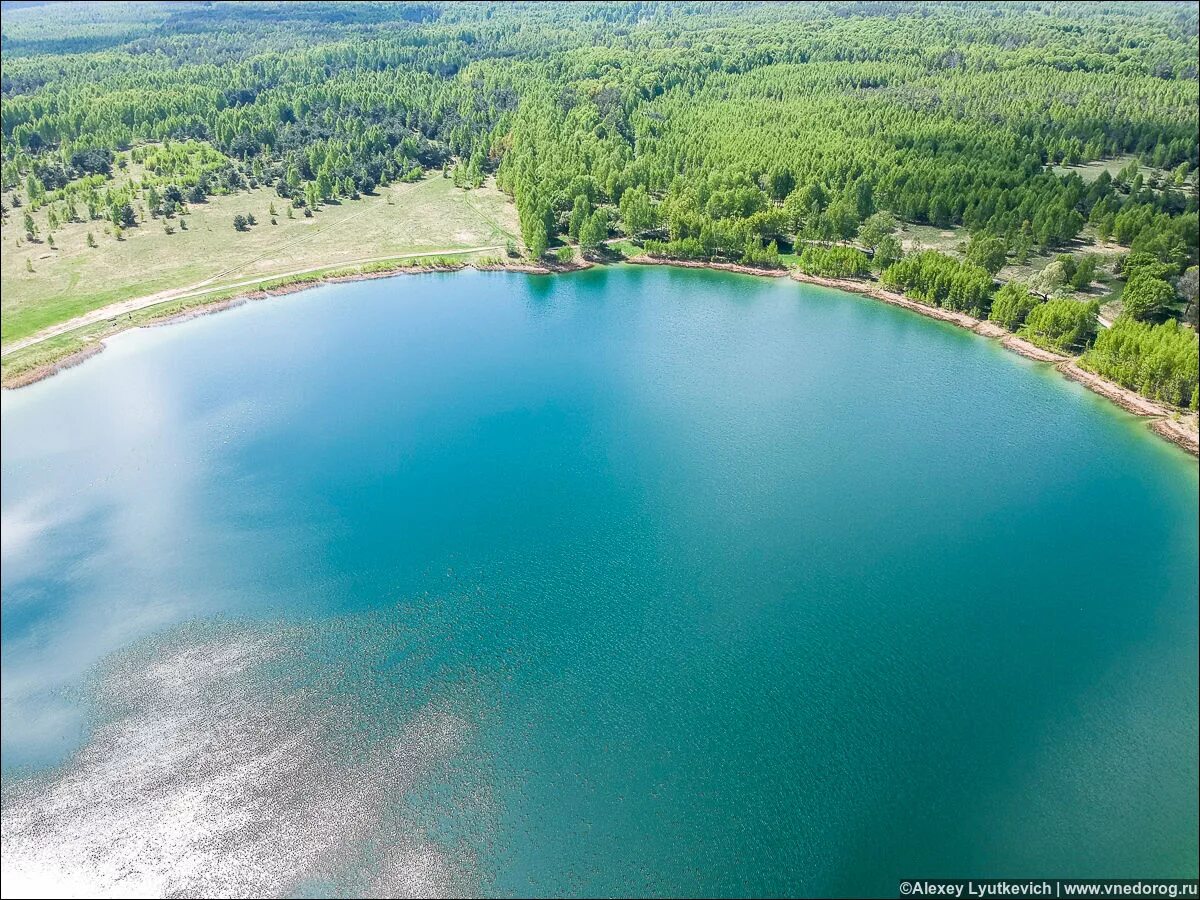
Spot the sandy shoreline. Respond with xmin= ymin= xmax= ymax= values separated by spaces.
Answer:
xmin=5 ymin=254 xmax=1196 ymax=457
xmin=628 ymin=256 xmax=1199 ymax=456
xmin=625 ymin=255 xmax=789 ymax=278
xmin=1150 ymin=416 xmax=1200 ymax=455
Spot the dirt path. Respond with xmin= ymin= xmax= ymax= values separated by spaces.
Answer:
xmin=1 ymin=242 xmax=504 ymax=357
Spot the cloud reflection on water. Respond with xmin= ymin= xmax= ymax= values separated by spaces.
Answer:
xmin=1 ymin=621 xmax=480 ymax=898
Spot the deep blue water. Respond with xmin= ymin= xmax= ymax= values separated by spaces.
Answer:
xmin=2 ymin=266 xmax=1197 ymax=896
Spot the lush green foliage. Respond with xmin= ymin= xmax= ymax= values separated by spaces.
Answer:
xmin=881 ymin=250 xmax=994 ymax=316
xmin=1118 ymin=251 xmax=1190 ymax=322
xmin=965 ymin=235 xmax=1009 ymax=275
xmin=796 ymin=245 xmax=869 ymax=278
xmin=989 ymin=282 xmax=1043 ymax=331
xmin=1083 ymin=316 xmax=1200 ymax=407
xmin=873 ymin=235 xmax=903 ymax=273
xmin=1053 ymin=252 xmax=1099 ymax=291
xmin=2 ymin=1 xmax=1198 ymax=410
xmin=3 ymin=1 xmax=1197 ymax=270
xmin=1021 ymin=299 xmax=1101 ymax=353
xmin=858 ymin=212 xmax=897 ymax=252
xmin=1123 ymin=271 xmax=1179 ymax=321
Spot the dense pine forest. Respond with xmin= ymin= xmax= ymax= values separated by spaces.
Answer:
xmin=2 ymin=1 xmax=1197 ymax=407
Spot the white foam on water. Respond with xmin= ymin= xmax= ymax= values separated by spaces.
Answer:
xmin=1 ymin=628 xmax=478 ymax=898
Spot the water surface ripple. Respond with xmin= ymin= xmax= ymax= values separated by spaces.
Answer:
xmin=2 ymin=267 xmax=1197 ymax=896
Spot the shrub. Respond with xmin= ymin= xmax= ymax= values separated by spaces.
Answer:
xmin=1020 ymin=299 xmax=1099 ymax=353
xmin=796 ymin=245 xmax=869 ymax=278
xmin=988 ymin=282 xmax=1042 ymax=331
xmin=882 ymin=250 xmax=994 ymax=316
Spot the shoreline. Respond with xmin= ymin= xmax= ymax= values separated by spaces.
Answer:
xmin=2 ymin=342 xmax=106 ymax=390
xmin=0 ymin=257 xmax=577 ymax=390
xmin=624 ymin=255 xmax=789 ymax=279
xmin=4 ymin=254 xmax=1197 ymax=457
xmin=628 ymin=255 xmax=1199 ymax=456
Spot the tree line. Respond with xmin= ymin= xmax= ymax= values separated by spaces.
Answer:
xmin=2 ymin=1 xmax=1197 ymax=407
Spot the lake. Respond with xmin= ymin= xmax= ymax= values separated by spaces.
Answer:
xmin=2 ymin=265 xmax=1197 ymax=897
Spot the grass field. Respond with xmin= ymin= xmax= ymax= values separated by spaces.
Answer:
xmin=895 ymin=223 xmax=967 ymax=256
xmin=1053 ymin=154 xmax=1182 ymax=185
xmin=889 ymin=220 xmax=1131 ymax=310
xmin=1051 ymin=154 xmax=1144 ymax=183
xmin=2 ymin=175 xmax=519 ymax=346
xmin=1051 ymin=154 xmax=1197 ymax=193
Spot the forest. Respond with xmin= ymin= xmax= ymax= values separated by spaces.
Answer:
xmin=2 ymin=1 xmax=1197 ymax=407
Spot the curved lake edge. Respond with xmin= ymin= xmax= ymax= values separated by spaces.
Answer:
xmin=2 ymin=260 xmax=1197 ymax=891
xmin=4 ymin=256 xmax=1197 ymax=457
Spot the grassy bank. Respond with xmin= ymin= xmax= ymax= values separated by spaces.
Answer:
xmin=2 ymin=175 xmax=519 ymax=346
xmin=2 ymin=252 xmax=479 ymax=385
xmin=4 ymin=244 xmax=1196 ymax=457
xmin=0 ymin=249 xmax=603 ymax=387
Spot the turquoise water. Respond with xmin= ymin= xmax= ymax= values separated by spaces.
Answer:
xmin=1 ymin=266 xmax=1197 ymax=896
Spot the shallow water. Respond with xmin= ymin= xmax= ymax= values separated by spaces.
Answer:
xmin=2 ymin=266 xmax=1197 ymax=896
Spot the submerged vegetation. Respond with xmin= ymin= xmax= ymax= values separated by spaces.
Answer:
xmin=1 ymin=1 xmax=1197 ymax=411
